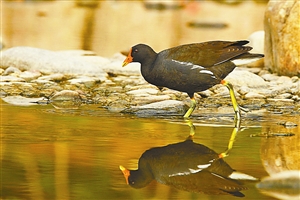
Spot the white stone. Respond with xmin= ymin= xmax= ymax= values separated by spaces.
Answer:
xmin=244 ymin=91 xmax=265 ymax=99
xmin=225 ymin=68 xmax=268 ymax=89
xmin=1 ymin=46 xmax=109 ymax=76
xmin=0 ymin=75 xmax=25 ymax=82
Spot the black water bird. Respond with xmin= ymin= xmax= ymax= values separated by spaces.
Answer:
xmin=123 ymin=41 xmax=264 ymax=119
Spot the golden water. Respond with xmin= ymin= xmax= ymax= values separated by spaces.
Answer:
xmin=1 ymin=100 xmax=299 ymax=199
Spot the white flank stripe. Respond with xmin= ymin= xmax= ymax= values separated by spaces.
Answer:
xmin=191 ymin=65 xmax=204 ymax=70
xmin=172 ymin=59 xmax=193 ymax=66
xmin=168 ymin=163 xmax=212 ymax=177
xmin=200 ymin=70 xmax=214 ymax=75
xmin=172 ymin=59 xmax=204 ymax=69
xmin=197 ymin=163 xmax=211 ymax=169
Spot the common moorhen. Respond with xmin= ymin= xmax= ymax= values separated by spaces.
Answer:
xmin=123 ymin=41 xmax=264 ymax=119
xmin=120 ymin=138 xmax=257 ymax=197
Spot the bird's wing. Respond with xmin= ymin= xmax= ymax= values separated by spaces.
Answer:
xmin=163 ymin=41 xmax=252 ymax=68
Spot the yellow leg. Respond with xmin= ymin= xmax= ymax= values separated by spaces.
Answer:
xmin=183 ymin=97 xmax=196 ymax=119
xmin=221 ymin=80 xmax=241 ymax=124
xmin=185 ymin=118 xmax=195 ymax=137
xmin=219 ymin=117 xmax=241 ymax=158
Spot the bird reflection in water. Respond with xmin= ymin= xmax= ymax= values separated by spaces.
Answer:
xmin=120 ymin=119 xmax=257 ymax=197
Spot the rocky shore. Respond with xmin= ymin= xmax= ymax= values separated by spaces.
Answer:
xmin=1 ymin=47 xmax=299 ymax=119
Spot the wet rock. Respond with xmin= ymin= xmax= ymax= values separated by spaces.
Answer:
xmin=122 ymin=100 xmax=188 ymax=116
xmin=256 ymin=170 xmax=300 ymax=190
xmin=278 ymin=121 xmax=298 ymax=128
xmin=49 ymin=90 xmax=85 ymax=101
xmin=1 ymin=46 xmax=108 ymax=76
xmin=133 ymin=95 xmax=171 ymax=105
xmin=1 ymin=95 xmax=43 ymax=106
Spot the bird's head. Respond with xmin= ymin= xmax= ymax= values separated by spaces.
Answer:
xmin=119 ymin=165 xmax=152 ymax=189
xmin=122 ymin=44 xmax=156 ymax=67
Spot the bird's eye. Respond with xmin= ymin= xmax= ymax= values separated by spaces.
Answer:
xmin=133 ymin=49 xmax=138 ymax=53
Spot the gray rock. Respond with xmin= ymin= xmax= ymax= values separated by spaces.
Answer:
xmin=122 ymin=100 xmax=188 ymax=116
xmin=133 ymin=94 xmax=171 ymax=104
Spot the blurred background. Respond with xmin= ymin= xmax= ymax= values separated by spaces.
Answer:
xmin=2 ymin=0 xmax=268 ymax=56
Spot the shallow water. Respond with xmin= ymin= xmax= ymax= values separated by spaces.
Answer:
xmin=1 ymin=100 xmax=299 ymax=200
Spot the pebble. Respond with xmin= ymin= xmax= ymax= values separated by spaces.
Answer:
xmin=38 ymin=73 xmax=65 ymax=81
xmin=0 ymin=75 xmax=25 ymax=82
xmin=126 ymin=88 xmax=159 ymax=96
xmin=274 ymin=93 xmax=292 ymax=99
xmin=3 ymin=66 xmax=21 ymax=75
xmin=68 ymin=76 xmax=102 ymax=88
xmin=19 ymin=71 xmax=41 ymax=81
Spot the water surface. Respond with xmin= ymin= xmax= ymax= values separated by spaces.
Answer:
xmin=1 ymin=100 xmax=299 ymax=199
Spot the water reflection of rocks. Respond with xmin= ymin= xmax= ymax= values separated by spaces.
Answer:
xmin=120 ymin=119 xmax=258 ymax=197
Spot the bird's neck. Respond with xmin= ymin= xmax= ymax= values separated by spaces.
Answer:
xmin=130 ymin=168 xmax=154 ymax=188
xmin=131 ymin=157 xmax=155 ymax=188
